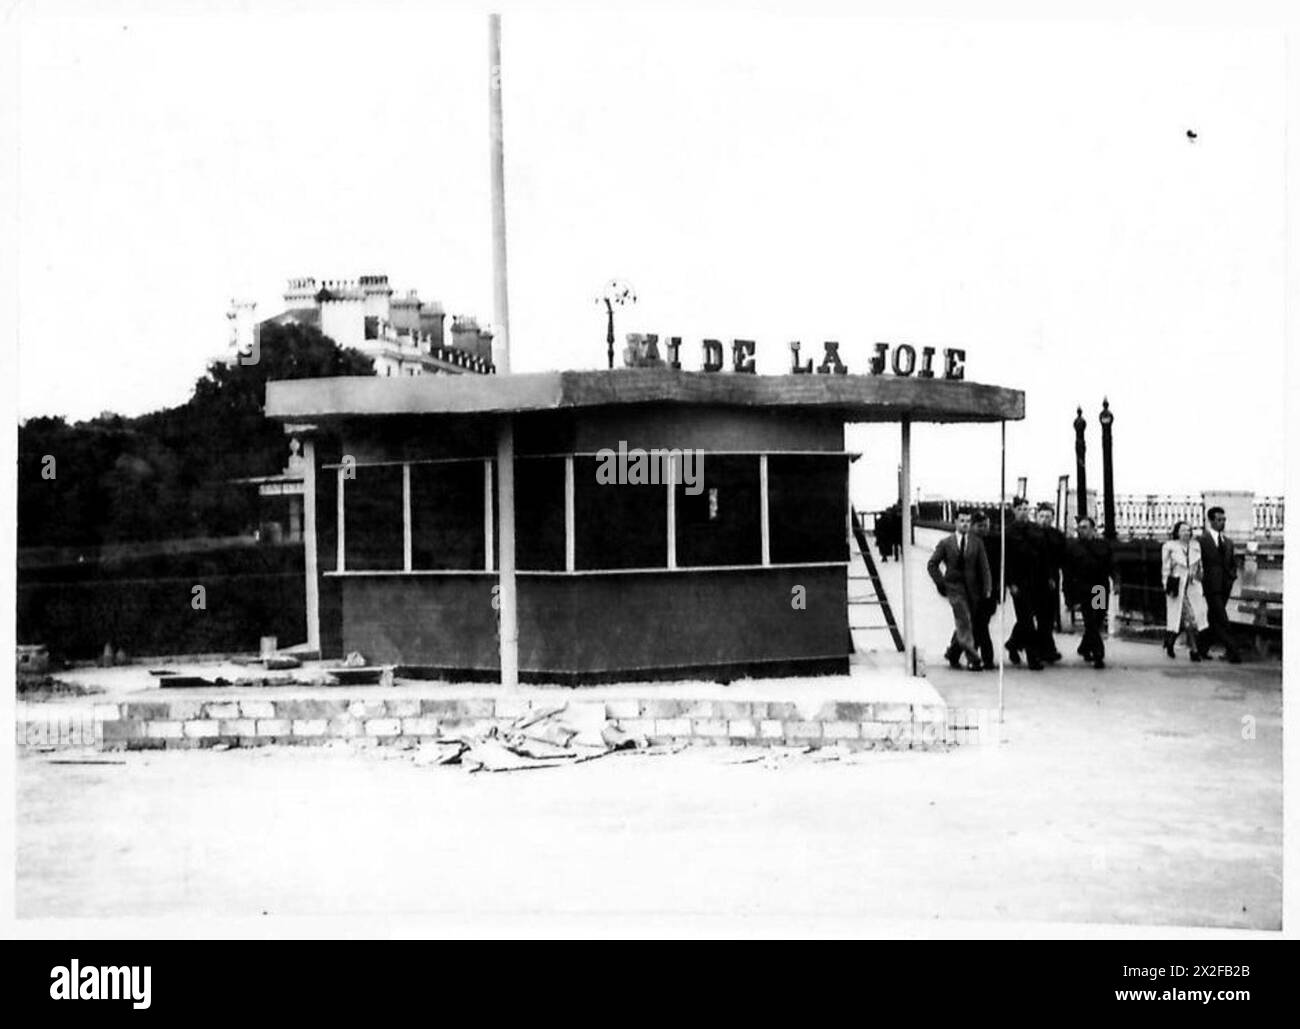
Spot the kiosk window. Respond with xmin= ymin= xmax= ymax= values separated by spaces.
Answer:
xmin=410 ymin=461 xmax=485 ymax=570
xmin=342 ymin=464 xmax=404 ymax=570
xmin=675 ymin=455 xmax=762 ymax=567
xmin=573 ymin=456 xmax=667 ymax=570
xmin=516 ymin=457 xmax=566 ymax=571
xmin=767 ymin=454 xmax=849 ymax=563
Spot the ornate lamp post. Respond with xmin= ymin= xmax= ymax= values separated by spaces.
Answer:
xmin=1099 ymin=398 xmax=1115 ymax=540
xmin=598 ymin=280 xmax=636 ymax=370
xmin=1073 ymin=406 xmax=1088 ymax=519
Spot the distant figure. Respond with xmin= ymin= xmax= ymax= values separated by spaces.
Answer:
xmin=1186 ymin=129 xmax=1198 ymax=141
xmin=1197 ymin=506 xmax=1241 ymax=663
xmin=1064 ymin=515 xmax=1113 ymax=669
xmin=1004 ymin=497 xmax=1045 ymax=671
xmin=1034 ymin=503 xmax=1066 ymax=663
xmin=873 ymin=507 xmax=889 ymax=561
xmin=875 ymin=503 xmax=902 ymax=562
xmin=928 ymin=508 xmax=991 ymax=671
xmin=970 ymin=510 xmax=1001 ymax=669
xmin=1161 ymin=520 xmax=1208 ymax=661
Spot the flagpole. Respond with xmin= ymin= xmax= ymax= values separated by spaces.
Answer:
xmin=489 ymin=13 xmax=518 ymax=689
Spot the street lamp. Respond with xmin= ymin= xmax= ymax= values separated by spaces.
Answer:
xmin=1099 ymin=398 xmax=1115 ymax=540
xmin=597 ymin=280 xmax=636 ymax=370
xmin=1073 ymin=406 xmax=1088 ymax=519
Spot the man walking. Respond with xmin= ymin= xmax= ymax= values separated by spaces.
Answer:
xmin=1197 ymin=506 xmax=1242 ymax=663
xmin=1063 ymin=515 xmax=1113 ymax=669
xmin=1004 ymin=497 xmax=1045 ymax=670
xmin=1034 ymin=503 xmax=1066 ymax=663
xmin=928 ymin=508 xmax=991 ymax=671
xmin=970 ymin=510 xmax=1001 ymax=669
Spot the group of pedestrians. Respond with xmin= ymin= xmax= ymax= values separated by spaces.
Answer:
xmin=1002 ymin=498 xmax=1115 ymax=671
xmin=918 ymin=499 xmax=1242 ymax=672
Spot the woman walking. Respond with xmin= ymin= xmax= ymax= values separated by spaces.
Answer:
xmin=1161 ymin=520 xmax=1209 ymax=660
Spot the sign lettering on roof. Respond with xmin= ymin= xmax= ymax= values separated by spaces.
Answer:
xmin=623 ymin=336 xmax=966 ymax=380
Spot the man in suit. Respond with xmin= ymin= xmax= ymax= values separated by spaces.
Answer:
xmin=1004 ymin=497 xmax=1045 ymax=670
xmin=1063 ymin=515 xmax=1113 ymax=669
xmin=1197 ymin=506 xmax=1242 ymax=663
xmin=928 ymin=508 xmax=991 ymax=671
xmin=1034 ymin=503 xmax=1066 ymax=663
xmin=970 ymin=510 xmax=1001 ymax=669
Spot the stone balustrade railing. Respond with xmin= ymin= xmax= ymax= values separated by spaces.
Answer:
xmin=899 ymin=491 xmax=1283 ymax=541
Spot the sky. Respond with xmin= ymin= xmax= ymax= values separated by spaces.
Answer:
xmin=11 ymin=1 xmax=1292 ymax=509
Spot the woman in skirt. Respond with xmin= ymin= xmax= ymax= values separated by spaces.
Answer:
xmin=1161 ymin=520 xmax=1209 ymax=660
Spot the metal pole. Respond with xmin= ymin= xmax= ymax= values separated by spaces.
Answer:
xmin=1100 ymin=398 xmax=1116 ymax=541
xmin=489 ymin=13 xmax=518 ymax=688
xmin=899 ymin=420 xmax=914 ymax=675
xmin=489 ymin=15 xmax=510 ymax=376
xmin=605 ymin=298 xmax=615 ymax=370
xmin=998 ymin=420 xmax=1006 ymax=725
xmin=1073 ymin=406 xmax=1088 ymax=519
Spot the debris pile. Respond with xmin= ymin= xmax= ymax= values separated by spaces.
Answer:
xmin=325 ymin=652 xmax=387 ymax=686
xmin=403 ymin=702 xmax=667 ymax=773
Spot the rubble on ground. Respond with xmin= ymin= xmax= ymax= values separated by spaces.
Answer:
xmin=356 ymin=702 xmax=659 ymax=773
xmin=449 ymin=703 xmax=649 ymax=773
xmin=324 ymin=651 xmax=387 ymax=686
xmin=357 ymin=707 xmax=881 ymax=773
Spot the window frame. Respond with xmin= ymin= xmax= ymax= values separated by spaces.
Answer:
xmin=323 ymin=450 xmax=855 ymax=577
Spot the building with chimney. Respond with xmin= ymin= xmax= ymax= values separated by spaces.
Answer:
xmin=227 ymin=275 xmax=494 ymax=376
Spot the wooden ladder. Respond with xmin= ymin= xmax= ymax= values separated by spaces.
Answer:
xmin=848 ymin=508 xmax=905 ymax=653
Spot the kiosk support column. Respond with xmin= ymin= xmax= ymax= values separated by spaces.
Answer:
xmin=899 ymin=419 xmax=915 ymax=674
xmin=998 ymin=420 xmax=1007 ymax=723
xmin=496 ymin=421 xmax=518 ymax=688
xmin=302 ymin=438 xmax=320 ymax=653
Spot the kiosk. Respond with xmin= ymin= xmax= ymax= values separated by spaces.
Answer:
xmin=266 ymin=366 xmax=1024 ymax=683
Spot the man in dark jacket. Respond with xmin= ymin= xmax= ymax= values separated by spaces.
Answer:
xmin=1197 ymin=506 xmax=1242 ymax=663
xmin=884 ymin=503 xmax=903 ymax=561
xmin=928 ymin=508 xmax=992 ymax=671
xmin=1034 ymin=503 xmax=1066 ymax=663
xmin=970 ymin=510 xmax=1001 ymax=669
xmin=1063 ymin=515 xmax=1113 ymax=669
xmin=1004 ymin=497 xmax=1045 ymax=670
xmin=874 ymin=506 xmax=897 ymax=562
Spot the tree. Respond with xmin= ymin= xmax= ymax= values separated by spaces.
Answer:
xmin=18 ymin=323 xmax=374 ymax=547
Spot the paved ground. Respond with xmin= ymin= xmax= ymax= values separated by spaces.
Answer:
xmin=14 ymin=533 xmax=1282 ymax=932
xmin=16 ymin=653 xmax=1280 ymax=931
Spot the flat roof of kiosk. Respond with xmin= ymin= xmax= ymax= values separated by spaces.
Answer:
xmin=265 ymin=369 xmax=1024 ymax=425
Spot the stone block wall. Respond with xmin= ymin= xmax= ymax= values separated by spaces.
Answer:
xmin=80 ymin=695 xmax=967 ymax=752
